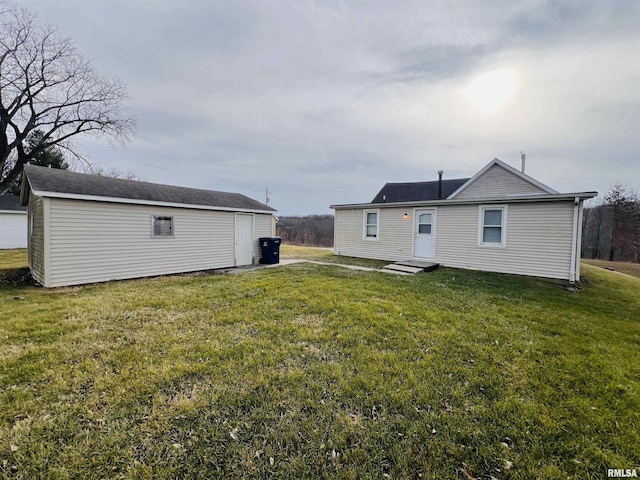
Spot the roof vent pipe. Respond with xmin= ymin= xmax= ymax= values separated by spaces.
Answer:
xmin=437 ymin=170 xmax=444 ymax=199
xmin=521 ymin=151 xmax=526 ymax=173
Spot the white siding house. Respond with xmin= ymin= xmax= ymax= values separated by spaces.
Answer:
xmin=0 ymin=195 xmax=27 ymax=249
xmin=21 ymin=166 xmax=276 ymax=287
xmin=331 ymin=159 xmax=597 ymax=282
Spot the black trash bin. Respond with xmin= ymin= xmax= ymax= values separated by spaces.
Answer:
xmin=259 ymin=236 xmax=282 ymax=265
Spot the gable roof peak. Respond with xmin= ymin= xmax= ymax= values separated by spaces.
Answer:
xmin=448 ymin=157 xmax=558 ymax=199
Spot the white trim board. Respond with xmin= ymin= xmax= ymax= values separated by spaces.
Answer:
xmin=30 ymin=189 xmax=276 ymax=215
xmin=330 ymin=191 xmax=597 ymax=210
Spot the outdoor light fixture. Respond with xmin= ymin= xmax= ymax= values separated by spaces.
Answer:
xmin=403 ymin=213 xmax=409 ymax=219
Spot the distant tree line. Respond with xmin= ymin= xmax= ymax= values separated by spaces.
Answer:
xmin=582 ymin=184 xmax=640 ymax=263
xmin=276 ymin=215 xmax=334 ymax=247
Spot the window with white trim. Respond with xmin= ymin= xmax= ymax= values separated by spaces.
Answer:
xmin=152 ymin=216 xmax=174 ymax=237
xmin=479 ymin=206 xmax=506 ymax=246
xmin=363 ymin=209 xmax=379 ymax=240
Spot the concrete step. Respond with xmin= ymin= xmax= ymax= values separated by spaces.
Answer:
xmin=380 ymin=268 xmax=411 ymax=275
xmin=382 ymin=264 xmax=424 ymax=274
xmin=394 ymin=260 xmax=440 ymax=272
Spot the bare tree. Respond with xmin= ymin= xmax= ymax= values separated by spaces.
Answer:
xmin=604 ymin=183 xmax=640 ymax=262
xmin=0 ymin=3 xmax=135 ymax=193
xmin=90 ymin=165 xmax=141 ymax=181
xmin=582 ymin=186 xmax=640 ymax=263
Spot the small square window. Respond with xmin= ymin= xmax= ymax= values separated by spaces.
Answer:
xmin=153 ymin=216 xmax=174 ymax=237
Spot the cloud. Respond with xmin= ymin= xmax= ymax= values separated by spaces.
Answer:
xmin=15 ymin=0 xmax=640 ymax=213
xmin=498 ymin=0 xmax=640 ymax=49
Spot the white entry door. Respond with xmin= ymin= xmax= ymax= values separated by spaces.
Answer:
xmin=235 ymin=214 xmax=254 ymax=266
xmin=414 ymin=209 xmax=436 ymax=259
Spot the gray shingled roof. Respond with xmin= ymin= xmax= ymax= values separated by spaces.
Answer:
xmin=371 ymin=178 xmax=470 ymax=203
xmin=0 ymin=194 xmax=26 ymax=211
xmin=23 ymin=165 xmax=276 ymax=212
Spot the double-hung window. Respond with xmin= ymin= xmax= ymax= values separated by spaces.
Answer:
xmin=479 ymin=206 xmax=506 ymax=246
xmin=152 ymin=216 xmax=174 ymax=237
xmin=363 ymin=209 xmax=379 ymax=240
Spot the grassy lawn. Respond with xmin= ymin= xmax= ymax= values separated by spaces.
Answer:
xmin=582 ymin=258 xmax=640 ymax=280
xmin=0 ymin=248 xmax=639 ymax=478
xmin=280 ymin=244 xmax=390 ymax=269
xmin=0 ymin=248 xmax=27 ymax=271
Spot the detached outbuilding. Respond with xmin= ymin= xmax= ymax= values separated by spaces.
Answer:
xmin=20 ymin=165 xmax=276 ymax=287
xmin=331 ymin=159 xmax=597 ymax=282
xmin=0 ymin=194 xmax=27 ymax=249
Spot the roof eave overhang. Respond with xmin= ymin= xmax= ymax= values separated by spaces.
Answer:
xmin=31 ymin=190 xmax=277 ymax=214
xmin=330 ymin=192 xmax=598 ymax=210
xmin=0 ymin=210 xmax=27 ymax=214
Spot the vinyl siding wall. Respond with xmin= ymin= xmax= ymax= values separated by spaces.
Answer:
xmin=27 ymin=195 xmax=46 ymax=284
xmin=334 ymin=201 xmax=576 ymax=280
xmin=454 ymin=164 xmax=547 ymax=198
xmin=334 ymin=207 xmax=413 ymax=261
xmin=435 ymin=202 xmax=574 ymax=279
xmin=254 ymin=213 xmax=274 ymax=261
xmin=46 ymin=198 xmax=273 ymax=287
xmin=0 ymin=212 xmax=27 ymax=249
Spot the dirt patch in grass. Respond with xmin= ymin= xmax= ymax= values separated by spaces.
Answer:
xmin=0 ymin=268 xmax=36 ymax=286
xmin=0 ymin=250 xmax=36 ymax=288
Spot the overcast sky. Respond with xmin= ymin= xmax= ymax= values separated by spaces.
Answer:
xmin=18 ymin=0 xmax=640 ymax=214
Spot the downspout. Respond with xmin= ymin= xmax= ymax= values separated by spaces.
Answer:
xmin=333 ymin=210 xmax=339 ymax=255
xmin=575 ymin=199 xmax=584 ymax=281
xmin=569 ymin=196 xmax=580 ymax=283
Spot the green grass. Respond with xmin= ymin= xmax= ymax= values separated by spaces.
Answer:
xmin=0 ymin=248 xmax=639 ymax=479
xmin=0 ymin=248 xmax=27 ymax=271
xmin=281 ymin=244 xmax=390 ymax=269
xmin=582 ymin=258 xmax=640 ymax=279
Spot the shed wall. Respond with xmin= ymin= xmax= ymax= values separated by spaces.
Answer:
xmin=47 ymin=198 xmax=272 ymax=287
xmin=254 ymin=213 xmax=274 ymax=261
xmin=27 ymin=196 xmax=46 ymax=284
xmin=0 ymin=212 xmax=27 ymax=249
xmin=454 ymin=164 xmax=547 ymax=199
